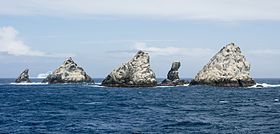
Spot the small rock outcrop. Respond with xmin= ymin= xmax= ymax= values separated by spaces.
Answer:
xmin=42 ymin=57 xmax=93 ymax=84
xmin=190 ymin=43 xmax=256 ymax=87
xmin=160 ymin=61 xmax=188 ymax=86
xmin=256 ymin=84 xmax=264 ymax=88
xmin=102 ymin=50 xmax=157 ymax=87
xmin=15 ymin=69 xmax=31 ymax=83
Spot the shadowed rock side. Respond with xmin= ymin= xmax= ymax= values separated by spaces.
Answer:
xmin=102 ymin=51 xmax=157 ymax=87
xmin=160 ymin=61 xmax=188 ymax=86
xmin=42 ymin=57 xmax=93 ymax=84
xmin=190 ymin=43 xmax=256 ymax=87
xmin=15 ymin=69 xmax=31 ymax=83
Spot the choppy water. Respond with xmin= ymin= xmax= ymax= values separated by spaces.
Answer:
xmin=0 ymin=78 xmax=280 ymax=133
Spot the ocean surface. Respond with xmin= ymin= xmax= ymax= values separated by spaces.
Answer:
xmin=0 ymin=78 xmax=280 ymax=134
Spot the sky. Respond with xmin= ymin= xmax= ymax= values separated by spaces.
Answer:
xmin=0 ymin=0 xmax=280 ymax=78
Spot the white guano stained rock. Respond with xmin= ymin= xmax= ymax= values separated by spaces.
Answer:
xmin=42 ymin=57 xmax=93 ymax=83
xmin=102 ymin=50 xmax=157 ymax=87
xmin=190 ymin=43 xmax=255 ymax=87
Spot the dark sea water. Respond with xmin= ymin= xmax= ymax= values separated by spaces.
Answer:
xmin=0 ymin=78 xmax=280 ymax=134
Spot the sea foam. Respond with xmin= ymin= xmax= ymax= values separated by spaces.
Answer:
xmin=250 ymin=83 xmax=280 ymax=88
xmin=156 ymin=84 xmax=189 ymax=88
xmin=10 ymin=82 xmax=48 ymax=85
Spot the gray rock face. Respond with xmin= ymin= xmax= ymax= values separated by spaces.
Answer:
xmin=102 ymin=51 xmax=157 ymax=87
xmin=160 ymin=61 xmax=188 ymax=86
xmin=168 ymin=62 xmax=181 ymax=81
xmin=42 ymin=57 xmax=93 ymax=84
xmin=190 ymin=43 xmax=256 ymax=87
xmin=15 ymin=69 xmax=31 ymax=83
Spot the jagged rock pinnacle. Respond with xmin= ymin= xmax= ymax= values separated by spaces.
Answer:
xmin=160 ymin=61 xmax=188 ymax=86
xmin=15 ymin=69 xmax=31 ymax=83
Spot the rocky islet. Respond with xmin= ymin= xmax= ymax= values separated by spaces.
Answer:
xmin=15 ymin=44 xmax=257 ymax=87
xmin=101 ymin=50 xmax=157 ymax=87
xmin=15 ymin=69 xmax=31 ymax=83
xmin=190 ymin=43 xmax=256 ymax=87
xmin=42 ymin=57 xmax=93 ymax=84
xmin=160 ymin=61 xmax=188 ymax=86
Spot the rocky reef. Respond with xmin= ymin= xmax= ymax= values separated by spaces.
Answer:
xmin=160 ymin=61 xmax=188 ymax=86
xmin=190 ymin=43 xmax=256 ymax=87
xmin=15 ymin=69 xmax=31 ymax=83
xmin=42 ymin=57 xmax=93 ymax=84
xmin=102 ymin=50 xmax=157 ymax=87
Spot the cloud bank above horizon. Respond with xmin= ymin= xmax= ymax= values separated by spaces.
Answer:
xmin=1 ymin=0 xmax=280 ymax=21
xmin=0 ymin=26 xmax=48 ymax=57
xmin=1 ymin=1 xmax=280 ymax=78
xmin=1 ymin=25 xmax=279 ymax=58
xmin=0 ymin=26 xmax=74 ymax=57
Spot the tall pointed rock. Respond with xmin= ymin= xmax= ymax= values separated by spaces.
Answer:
xmin=42 ymin=57 xmax=93 ymax=84
xmin=102 ymin=50 xmax=157 ymax=87
xmin=160 ymin=61 xmax=188 ymax=86
xmin=190 ymin=43 xmax=255 ymax=87
xmin=15 ymin=69 xmax=31 ymax=83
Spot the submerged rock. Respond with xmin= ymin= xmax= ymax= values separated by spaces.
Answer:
xmin=160 ymin=61 xmax=188 ymax=86
xmin=190 ymin=43 xmax=255 ymax=87
xmin=102 ymin=50 xmax=157 ymax=87
xmin=42 ymin=57 xmax=93 ymax=84
xmin=15 ymin=69 xmax=31 ymax=83
xmin=256 ymin=84 xmax=264 ymax=88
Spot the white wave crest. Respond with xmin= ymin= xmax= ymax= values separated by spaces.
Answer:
xmin=219 ymin=100 xmax=229 ymax=104
xmin=85 ymin=84 xmax=104 ymax=88
xmin=95 ymin=82 xmax=102 ymax=85
xmin=37 ymin=71 xmax=52 ymax=79
xmin=10 ymin=82 xmax=48 ymax=85
xmin=156 ymin=84 xmax=190 ymax=88
xmin=156 ymin=86 xmax=174 ymax=88
xmin=250 ymin=83 xmax=280 ymax=88
xmin=83 ymin=102 xmax=103 ymax=105
xmin=85 ymin=83 xmax=104 ymax=87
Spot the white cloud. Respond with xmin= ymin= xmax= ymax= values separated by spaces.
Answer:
xmin=0 ymin=0 xmax=280 ymax=21
xmin=248 ymin=49 xmax=280 ymax=55
xmin=0 ymin=26 xmax=74 ymax=57
xmin=134 ymin=42 xmax=214 ymax=57
xmin=0 ymin=26 xmax=47 ymax=56
xmin=80 ymin=39 xmax=177 ymax=45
